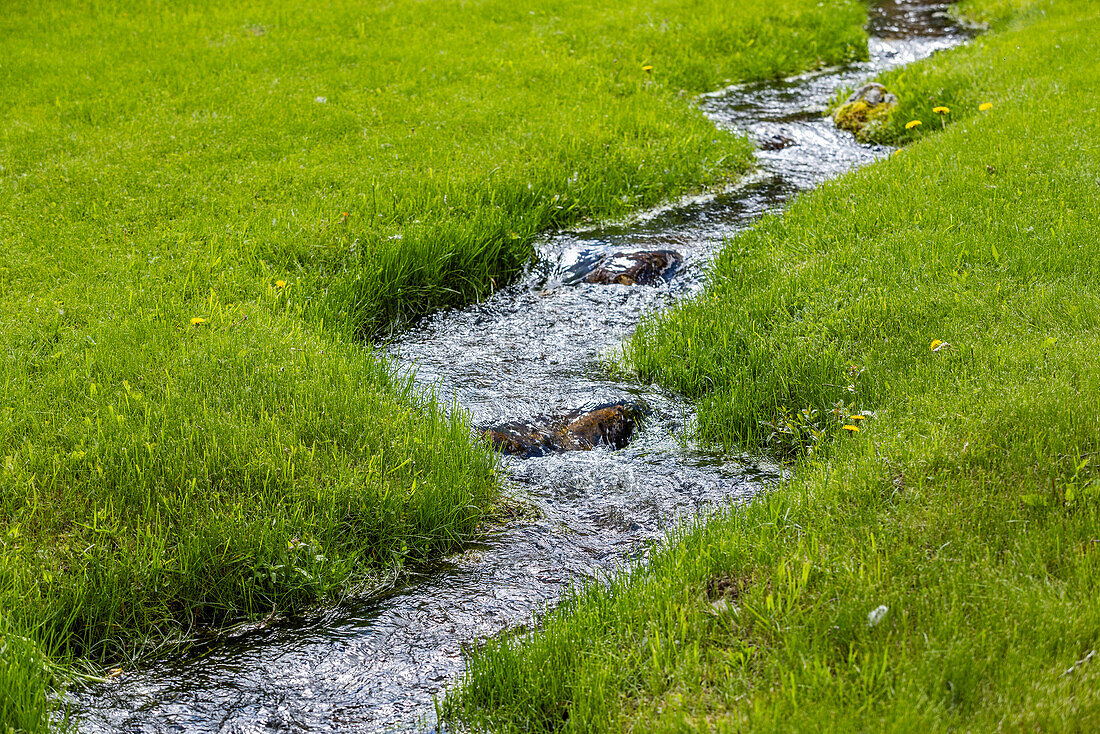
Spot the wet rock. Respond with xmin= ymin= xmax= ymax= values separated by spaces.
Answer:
xmin=832 ymin=82 xmax=899 ymax=141
xmin=583 ymin=250 xmax=682 ymax=286
xmin=759 ymin=134 xmax=796 ymax=151
xmin=558 ymin=404 xmax=638 ymax=450
xmin=482 ymin=400 xmax=646 ymax=457
xmin=482 ymin=422 xmax=557 ymax=457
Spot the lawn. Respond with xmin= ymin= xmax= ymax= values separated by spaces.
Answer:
xmin=448 ymin=0 xmax=1100 ymax=729
xmin=0 ymin=0 xmax=868 ymax=730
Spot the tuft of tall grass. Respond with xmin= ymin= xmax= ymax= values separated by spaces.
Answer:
xmin=0 ymin=299 xmax=502 ymax=658
xmin=0 ymin=623 xmax=56 ymax=734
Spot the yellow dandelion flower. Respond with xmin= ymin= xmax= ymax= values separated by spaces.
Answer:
xmin=842 ymin=425 xmax=861 ymax=432
xmin=905 ymin=120 xmax=922 ymax=130
xmin=930 ymin=339 xmax=944 ymax=351
xmin=933 ymin=106 xmax=950 ymax=114
xmin=190 ymin=317 xmax=206 ymax=326
xmin=275 ymin=280 xmax=287 ymax=288
xmin=849 ymin=415 xmax=866 ymax=421
xmin=642 ymin=65 xmax=654 ymax=73
xmin=979 ymin=102 xmax=993 ymax=111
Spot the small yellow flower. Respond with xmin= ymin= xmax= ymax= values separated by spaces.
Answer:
xmin=930 ymin=339 xmax=943 ymax=351
xmin=979 ymin=102 xmax=993 ymax=111
xmin=905 ymin=120 xmax=922 ymax=130
xmin=190 ymin=317 xmax=207 ymax=326
xmin=275 ymin=280 xmax=287 ymax=288
xmin=842 ymin=425 xmax=861 ymax=432
xmin=849 ymin=415 xmax=866 ymax=421
xmin=642 ymin=65 xmax=654 ymax=73
xmin=933 ymin=106 xmax=950 ymax=114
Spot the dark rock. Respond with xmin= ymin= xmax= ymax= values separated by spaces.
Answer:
xmin=583 ymin=250 xmax=682 ymax=286
xmin=559 ymin=404 xmax=638 ymax=450
xmin=481 ymin=400 xmax=647 ymax=457
xmin=759 ymin=134 xmax=796 ymax=151
xmin=481 ymin=422 xmax=557 ymax=457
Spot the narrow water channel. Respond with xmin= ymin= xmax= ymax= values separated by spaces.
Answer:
xmin=68 ymin=3 xmax=965 ymax=731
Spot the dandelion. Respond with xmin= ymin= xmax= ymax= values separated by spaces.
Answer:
xmin=842 ymin=424 xmax=861 ymax=432
xmin=932 ymin=106 xmax=950 ymax=129
xmin=867 ymin=605 xmax=889 ymax=627
xmin=905 ymin=120 xmax=922 ymax=130
xmin=275 ymin=280 xmax=287 ymax=288
xmin=930 ymin=339 xmax=950 ymax=352
xmin=979 ymin=102 xmax=993 ymax=111
xmin=849 ymin=415 xmax=866 ymax=421
xmin=642 ymin=65 xmax=654 ymax=73
xmin=190 ymin=317 xmax=206 ymax=326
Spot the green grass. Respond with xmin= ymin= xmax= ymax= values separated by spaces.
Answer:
xmin=0 ymin=628 xmax=56 ymax=734
xmin=447 ymin=0 xmax=1100 ymax=729
xmin=0 ymin=0 xmax=865 ymax=339
xmin=0 ymin=0 xmax=871 ymax=729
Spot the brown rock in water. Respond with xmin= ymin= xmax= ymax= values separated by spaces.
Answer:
xmin=481 ymin=401 xmax=646 ymax=457
xmin=557 ymin=404 xmax=638 ymax=451
xmin=481 ymin=423 xmax=556 ymax=457
xmin=584 ymin=250 xmax=682 ymax=286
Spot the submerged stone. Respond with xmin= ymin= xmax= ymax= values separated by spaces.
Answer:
xmin=583 ymin=250 xmax=682 ymax=286
xmin=832 ymin=82 xmax=899 ymax=140
xmin=482 ymin=400 xmax=646 ymax=457
xmin=760 ymin=134 xmax=796 ymax=151
xmin=559 ymin=404 xmax=639 ymax=450
xmin=482 ymin=422 xmax=557 ymax=457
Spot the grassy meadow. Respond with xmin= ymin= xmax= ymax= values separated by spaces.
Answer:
xmin=448 ymin=0 xmax=1100 ymax=729
xmin=0 ymin=0 xmax=870 ymax=729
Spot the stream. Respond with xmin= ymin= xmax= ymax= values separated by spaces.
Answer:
xmin=68 ymin=2 xmax=966 ymax=731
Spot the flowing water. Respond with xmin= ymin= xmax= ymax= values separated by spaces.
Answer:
xmin=69 ymin=3 xmax=965 ymax=731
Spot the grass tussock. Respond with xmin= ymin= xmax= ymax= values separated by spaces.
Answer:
xmin=1 ymin=304 xmax=501 ymax=658
xmin=447 ymin=0 xmax=1100 ymax=729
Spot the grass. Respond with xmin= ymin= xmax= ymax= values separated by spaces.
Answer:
xmin=0 ymin=628 xmax=56 ymax=734
xmin=446 ymin=0 xmax=1100 ymax=729
xmin=0 ymin=0 xmax=871 ymax=730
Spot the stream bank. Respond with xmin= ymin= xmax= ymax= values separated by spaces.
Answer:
xmin=67 ymin=2 xmax=966 ymax=731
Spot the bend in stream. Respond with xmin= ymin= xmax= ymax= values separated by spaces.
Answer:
xmin=67 ymin=3 xmax=966 ymax=731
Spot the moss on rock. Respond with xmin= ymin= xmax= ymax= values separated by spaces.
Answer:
xmin=832 ymin=82 xmax=898 ymax=140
